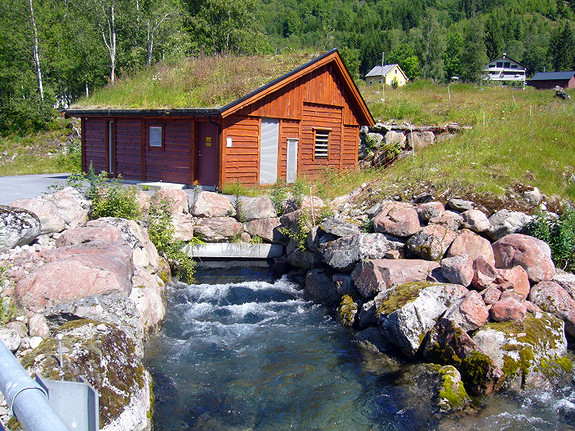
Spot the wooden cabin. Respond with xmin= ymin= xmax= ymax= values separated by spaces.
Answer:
xmin=65 ymin=49 xmax=374 ymax=189
xmin=528 ymin=71 xmax=575 ymax=90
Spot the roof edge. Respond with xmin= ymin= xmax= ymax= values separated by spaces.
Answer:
xmin=64 ymin=107 xmax=221 ymax=118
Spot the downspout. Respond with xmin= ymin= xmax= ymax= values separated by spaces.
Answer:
xmin=0 ymin=340 xmax=71 ymax=431
xmin=208 ymin=114 xmax=222 ymax=190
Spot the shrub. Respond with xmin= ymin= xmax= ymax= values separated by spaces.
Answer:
xmin=270 ymin=179 xmax=288 ymax=214
xmin=279 ymin=209 xmax=310 ymax=251
xmin=146 ymin=197 xmax=196 ymax=283
xmin=524 ymin=207 xmax=575 ymax=272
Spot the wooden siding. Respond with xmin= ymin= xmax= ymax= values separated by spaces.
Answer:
xmin=144 ymin=120 xmax=192 ymax=183
xmin=342 ymin=125 xmax=359 ymax=169
xmin=236 ymin=64 xmax=360 ymax=127
xmin=83 ymin=118 xmax=107 ymax=173
xmin=115 ymin=119 xmax=142 ymax=180
xmin=222 ymin=116 xmax=260 ymax=185
xmin=299 ymin=103 xmax=343 ymax=175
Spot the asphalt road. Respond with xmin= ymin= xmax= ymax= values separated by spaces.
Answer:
xmin=0 ymin=173 xmax=71 ymax=206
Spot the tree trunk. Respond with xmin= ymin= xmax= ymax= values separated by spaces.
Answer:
xmin=28 ymin=0 xmax=43 ymax=100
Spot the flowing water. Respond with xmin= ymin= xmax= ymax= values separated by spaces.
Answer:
xmin=145 ymin=265 xmax=575 ymax=430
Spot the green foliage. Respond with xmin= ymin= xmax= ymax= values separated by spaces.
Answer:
xmin=270 ymin=179 xmax=288 ymax=214
xmin=249 ymin=235 xmax=264 ymax=244
xmin=230 ymin=180 xmax=246 ymax=223
xmin=146 ymin=196 xmax=195 ymax=283
xmin=292 ymin=178 xmax=308 ymax=208
xmin=524 ymin=207 xmax=575 ymax=272
xmin=0 ymin=266 xmax=15 ymax=324
xmin=278 ymin=210 xmax=310 ymax=251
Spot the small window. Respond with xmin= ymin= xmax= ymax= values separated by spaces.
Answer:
xmin=314 ymin=130 xmax=329 ymax=158
xmin=496 ymin=62 xmax=503 ymax=68
xmin=149 ymin=126 xmax=163 ymax=148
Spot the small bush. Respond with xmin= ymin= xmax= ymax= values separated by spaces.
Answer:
xmin=270 ymin=180 xmax=288 ymax=214
xmin=279 ymin=209 xmax=310 ymax=251
xmin=524 ymin=207 xmax=575 ymax=272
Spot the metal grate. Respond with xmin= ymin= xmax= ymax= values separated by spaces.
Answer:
xmin=314 ymin=130 xmax=329 ymax=158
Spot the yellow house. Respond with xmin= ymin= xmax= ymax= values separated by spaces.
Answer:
xmin=365 ymin=64 xmax=408 ymax=87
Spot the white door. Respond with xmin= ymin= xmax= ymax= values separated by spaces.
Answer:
xmin=260 ymin=119 xmax=279 ymax=185
xmin=286 ymin=138 xmax=298 ymax=184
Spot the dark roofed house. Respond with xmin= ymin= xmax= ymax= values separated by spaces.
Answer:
xmin=65 ymin=49 xmax=374 ymax=189
xmin=528 ymin=71 xmax=575 ymax=90
xmin=482 ymin=53 xmax=526 ymax=86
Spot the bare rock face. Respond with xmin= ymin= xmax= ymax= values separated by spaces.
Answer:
xmin=21 ymin=320 xmax=152 ymax=431
xmin=444 ymin=290 xmax=489 ymax=331
xmin=0 ymin=327 xmax=21 ymax=352
xmin=529 ymin=281 xmax=575 ymax=337
xmin=245 ymin=218 xmax=281 ymax=243
xmin=319 ymin=233 xmax=402 ymax=272
xmin=472 ymin=312 xmax=570 ymax=390
xmin=16 ymin=241 xmax=134 ymax=312
xmin=10 ymin=187 xmax=90 ymax=234
xmin=351 ymin=259 xmax=440 ymax=299
xmin=373 ymin=202 xmax=420 ymax=237
xmin=193 ymin=217 xmax=243 ymax=242
xmin=56 ymin=223 xmax=123 ymax=246
xmin=171 ymin=213 xmax=195 ymax=242
xmin=319 ymin=217 xmax=362 ymax=237
xmin=447 ymin=229 xmax=495 ymax=265
xmin=461 ymin=209 xmax=490 ymax=233
xmin=240 ymin=197 xmax=277 ymax=220
xmin=406 ymin=224 xmax=457 ymax=261
xmin=493 ymin=266 xmax=530 ymax=299
xmin=305 ymin=269 xmax=340 ymax=306
xmin=0 ymin=205 xmax=42 ymax=252
xmin=487 ymin=210 xmax=533 ymax=240
xmin=152 ymin=189 xmax=189 ymax=214
xmin=408 ymin=131 xmax=435 ymax=149
xmin=472 ymin=257 xmax=498 ymax=290
xmin=376 ymin=282 xmax=468 ymax=357
xmin=417 ymin=201 xmax=445 ymax=222
xmin=492 ymin=233 xmax=555 ymax=283
xmin=490 ymin=294 xmax=528 ymax=322
xmin=441 ymin=254 xmax=474 ymax=287
xmin=191 ymin=191 xmax=234 ymax=218
xmin=553 ymin=269 xmax=575 ymax=299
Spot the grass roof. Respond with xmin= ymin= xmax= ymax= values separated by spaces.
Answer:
xmin=72 ymin=52 xmax=322 ymax=110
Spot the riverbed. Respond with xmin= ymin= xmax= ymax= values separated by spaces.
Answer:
xmin=145 ymin=266 xmax=575 ymax=430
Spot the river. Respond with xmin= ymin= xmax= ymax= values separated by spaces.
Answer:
xmin=145 ymin=265 xmax=575 ymax=430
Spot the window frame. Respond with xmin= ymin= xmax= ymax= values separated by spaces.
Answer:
xmin=148 ymin=125 xmax=164 ymax=149
xmin=313 ymin=129 xmax=330 ymax=159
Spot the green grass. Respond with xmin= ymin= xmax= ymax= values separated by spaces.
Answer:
xmin=74 ymin=52 xmax=319 ymax=109
xmin=0 ymin=117 xmax=81 ymax=176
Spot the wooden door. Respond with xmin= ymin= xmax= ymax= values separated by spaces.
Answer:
xmin=197 ymin=122 xmax=219 ymax=187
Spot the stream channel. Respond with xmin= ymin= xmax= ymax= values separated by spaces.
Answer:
xmin=145 ymin=263 xmax=575 ymax=430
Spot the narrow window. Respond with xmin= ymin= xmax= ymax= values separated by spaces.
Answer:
xmin=149 ymin=126 xmax=163 ymax=148
xmin=314 ymin=130 xmax=329 ymax=158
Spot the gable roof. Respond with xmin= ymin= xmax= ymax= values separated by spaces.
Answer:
xmin=66 ymin=50 xmax=374 ymax=126
xmin=365 ymin=64 xmax=403 ymax=78
xmin=530 ymin=71 xmax=575 ymax=81
xmin=485 ymin=53 xmax=526 ymax=69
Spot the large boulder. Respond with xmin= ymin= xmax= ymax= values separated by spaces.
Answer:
xmin=239 ymin=197 xmax=277 ymax=220
xmin=319 ymin=217 xmax=362 ymax=237
xmin=171 ymin=213 xmax=195 ymax=242
xmin=490 ymin=294 xmax=528 ymax=322
xmin=487 ymin=210 xmax=533 ymax=240
xmin=10 ymin=187 xmax=90 ymax=234
xmin=319 ymin=233 xmax=402 ymax=272
xmin=56 ymin=223 xmax=123 ymax=246
xmin=245 ymin=218 xmax=281 ymax=243
xmin=444 ymin=290 xmax=489 ymax=331
xmin=472 ymin=312 xmax=571 ymax=390
xmin=417 ymin=202 xmax=445 ymax=222
xmin=377 ymin=282 xmax=468 ymax=357
xmin=351 ymin=259 xmax=440 ymax=299
xmin=529 ymin=281 xmax=575 ymax=337
xmin=446 ymin=229 xmax=495 ymax=265
xmin=373 ymin=202 xmax=420 ymax=237
xmin=152 ymin=189 xmax=189 ymax=214
xmin=190 ymin=191 xmax=234 ymax=218
xmin=43 ymin=293 xmax=145 ymax=357
xmin=441 ymin=254 xmax=474 ymax=287
xmin=193 ymin=217 xmax=243 ymax=242
xmin=305 ymin=269 xmax=340 ymax=306
xmin=461 ymin=209 xmax=490 ymax=233
xmin=21 ymin=320 xmax=152 ymax=431
xmin=423 ymin=319 xmax=505 ymax=395
xmin=16 ymin=241 xmax=134 ymax=312
xmin=408 ymin=131 xmax=435 ymax=149
xmin=406 ymin=224 xmax=457 ymax=261
xmin=492 ymin=233 xmax=555 ymax=283
xmin=0 ymin=205 xmax=42 ymax=252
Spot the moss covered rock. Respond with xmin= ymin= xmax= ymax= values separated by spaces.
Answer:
xmin=377 ymin=282 xmax=468 ymax=357
xmin=337 ymin=294 xmax=358 ymax=327
xmin=472 ymin=312 xmax=572 ymax=390
xmin=21 ymin=319 xmax=152 ymax=431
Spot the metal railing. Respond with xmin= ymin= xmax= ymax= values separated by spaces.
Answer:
xmin=0 ymin=340 xmax=71 ymax=431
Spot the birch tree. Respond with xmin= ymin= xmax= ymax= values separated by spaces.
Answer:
xmin=28 ymin=0 xmax=44 ymax=100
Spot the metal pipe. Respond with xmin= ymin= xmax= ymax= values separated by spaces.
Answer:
xmin=0 ymin=340 xmax=71 ymax=431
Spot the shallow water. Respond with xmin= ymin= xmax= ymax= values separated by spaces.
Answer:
xmin=145 ymin=266 xmax=575 ymax=430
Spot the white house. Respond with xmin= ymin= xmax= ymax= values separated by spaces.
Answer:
xmin=365 ymin=64 xmax=408 ymax=87
xmin=482 ymin=53 xmax=526 ymax=86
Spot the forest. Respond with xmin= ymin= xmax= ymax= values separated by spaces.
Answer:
xmin=1 ymin=0 xmax=574 ymax=136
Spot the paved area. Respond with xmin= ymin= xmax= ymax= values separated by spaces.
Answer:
xmin=0 ymin=173 xmax=71 ymax=205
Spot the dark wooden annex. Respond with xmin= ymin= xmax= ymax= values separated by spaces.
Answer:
xmin=65 ymin=49 xmax=374 ymax=189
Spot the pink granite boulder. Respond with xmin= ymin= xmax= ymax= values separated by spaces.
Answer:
xmin=529 ymin=281 xmax=575 ymax=337
xmin=492 ymin=234 xmax=555 ymax=283
xmin=447 ymin=229 xmax=495 ymax=265
xmin=373 ymin=202 xmax=420 ymax=237
xmin=441 ymin=254 xmax=474 ymax=287
xmin=490 ymin=295 xmax=528 ymax=322
xmin=406 ymin=224 xmax=457 ymax=261
xmin=445 ymin=290 xmax=490 ymax=331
